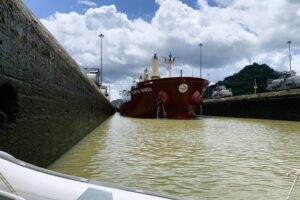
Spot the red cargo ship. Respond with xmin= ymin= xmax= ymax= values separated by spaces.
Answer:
xmin=120 ymin=54 xmax=209 ymax=119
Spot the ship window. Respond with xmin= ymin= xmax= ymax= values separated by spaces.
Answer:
xmin=0 ymin=83 xmax=18 ymax=128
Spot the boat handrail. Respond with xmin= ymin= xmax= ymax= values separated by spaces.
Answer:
xmin=0 ymin=172 xmax=18 ymax=195
xmin=0 ymin=151 xmax=90 ymax=184
xmin=0 ymin=190 xmax=25 ymax=200
xmin=286 ymin=166 xmax=300 ymax=200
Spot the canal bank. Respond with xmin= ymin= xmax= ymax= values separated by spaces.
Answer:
xmin=203 ymin=88 xmax=300 ymax=121
xmin=0 ymin=0 xmax=115 ymax=167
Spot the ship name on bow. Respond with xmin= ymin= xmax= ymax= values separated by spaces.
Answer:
xmin=132 ymin=87 xmax=152 ymax=95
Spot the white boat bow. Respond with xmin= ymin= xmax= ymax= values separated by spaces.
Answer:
xmin=0 ymin=151 xmax=184 ymax=200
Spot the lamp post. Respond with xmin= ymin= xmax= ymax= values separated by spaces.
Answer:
xmin=199 ymin=43 xmax=203 ymax=78
xmin=254 ymin=78 xmax=257 ymax=94
xmin=207 ymin=73 xmax=210 ymax=98
xmin=287 ymin=40 xmax=292 ymax=71
xmin=99 ymin=33 xmax=104 ymax=86
xmin=109 ymin=71 xmax=111 ymax=100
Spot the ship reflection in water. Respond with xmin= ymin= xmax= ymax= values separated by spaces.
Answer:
xmin=49 ymin=114 xmax=300 ymax=200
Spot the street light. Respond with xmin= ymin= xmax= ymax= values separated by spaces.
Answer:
xmin=207 ymin=73 xmax=210 ymax=98
xmin=99 ymin=33 xmax=104 ymax=85
xmin=287 ymin=40 xmax=292 ymax=71
xmin=199 ymin=43 xmax=203 ymax=78
xmin=109 ymin=71 xmax=111 ymax=100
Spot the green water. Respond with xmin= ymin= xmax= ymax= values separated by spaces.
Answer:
xmin=49 ymin=113 xmax=300 ymax=199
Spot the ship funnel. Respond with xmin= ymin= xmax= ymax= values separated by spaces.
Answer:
xmin=151 ymin=53 xmax=160 ymax=79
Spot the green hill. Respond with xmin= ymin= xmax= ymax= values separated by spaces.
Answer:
xmin=111 ymin=99 xmax=122 ymax=109
xmin=206 ymin=63 xmax=280 ymax=98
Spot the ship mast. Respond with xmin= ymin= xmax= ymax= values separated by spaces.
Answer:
xmin=164 ymin=53 xmax=176 ymax=78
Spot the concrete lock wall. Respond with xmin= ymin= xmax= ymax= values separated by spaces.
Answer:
xmin=0 ymin=0 xmax=115 ymax=167
xmin=203 ymin=89 xmax=300 ymax=121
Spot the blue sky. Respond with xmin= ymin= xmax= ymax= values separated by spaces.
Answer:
xmin=24 ymin=0 xmax=206 ymax=20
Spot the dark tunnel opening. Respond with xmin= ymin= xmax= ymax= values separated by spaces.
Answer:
xmin=0 ymin=83 xmax=18 ymax=128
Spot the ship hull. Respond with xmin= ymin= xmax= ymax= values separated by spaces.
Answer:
xmin=120 ymin=77 xmax=209 ymax=119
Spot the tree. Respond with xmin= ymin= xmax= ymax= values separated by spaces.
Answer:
xmin=205 ymin=63 xmax=280 ymax=98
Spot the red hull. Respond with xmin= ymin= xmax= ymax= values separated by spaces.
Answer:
xmin=120 ymin=77 xmax=209 ymax=119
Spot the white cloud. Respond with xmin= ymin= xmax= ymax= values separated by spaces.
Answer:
xmin=78 ymin=0 xmax=97 ymax=7
xmin=41 ymin=0 xmax=300 ymax=100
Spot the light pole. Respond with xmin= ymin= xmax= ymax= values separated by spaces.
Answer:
xmin=109 ymin=71 xmax=111 ymax=100
xmin=99 ymin=33 xmax=104 ymax=86
xmin=287 ymin=40 xmax=292 ymax=71
xmin=207 ymin=73 xmax=210 ymax=98
xmin=254 ymin=78 xmax=257 ymax=94
xmin=199 ymin=43 xmax=203 ymax=78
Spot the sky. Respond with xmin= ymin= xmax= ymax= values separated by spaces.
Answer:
xmin=23 ymin=0 xmax=300 ymax=100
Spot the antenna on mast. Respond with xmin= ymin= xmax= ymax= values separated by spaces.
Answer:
xmin=164 ymin=52 xmax=176 ymax=77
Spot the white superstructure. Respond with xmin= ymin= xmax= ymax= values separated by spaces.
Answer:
xmin=212 ymin=85 xmax=233 ymax=99
xmin=266 ymin=71 xmax=300 ymax=91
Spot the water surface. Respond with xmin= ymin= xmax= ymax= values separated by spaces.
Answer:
xmin=49 ymin=114 xmax=300 ymax=199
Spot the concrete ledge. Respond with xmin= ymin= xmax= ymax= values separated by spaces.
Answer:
xmin=205 ymin=88 xmax=300 ymax=103
xmin=203 ymin=89 xmax=300 ymax=121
